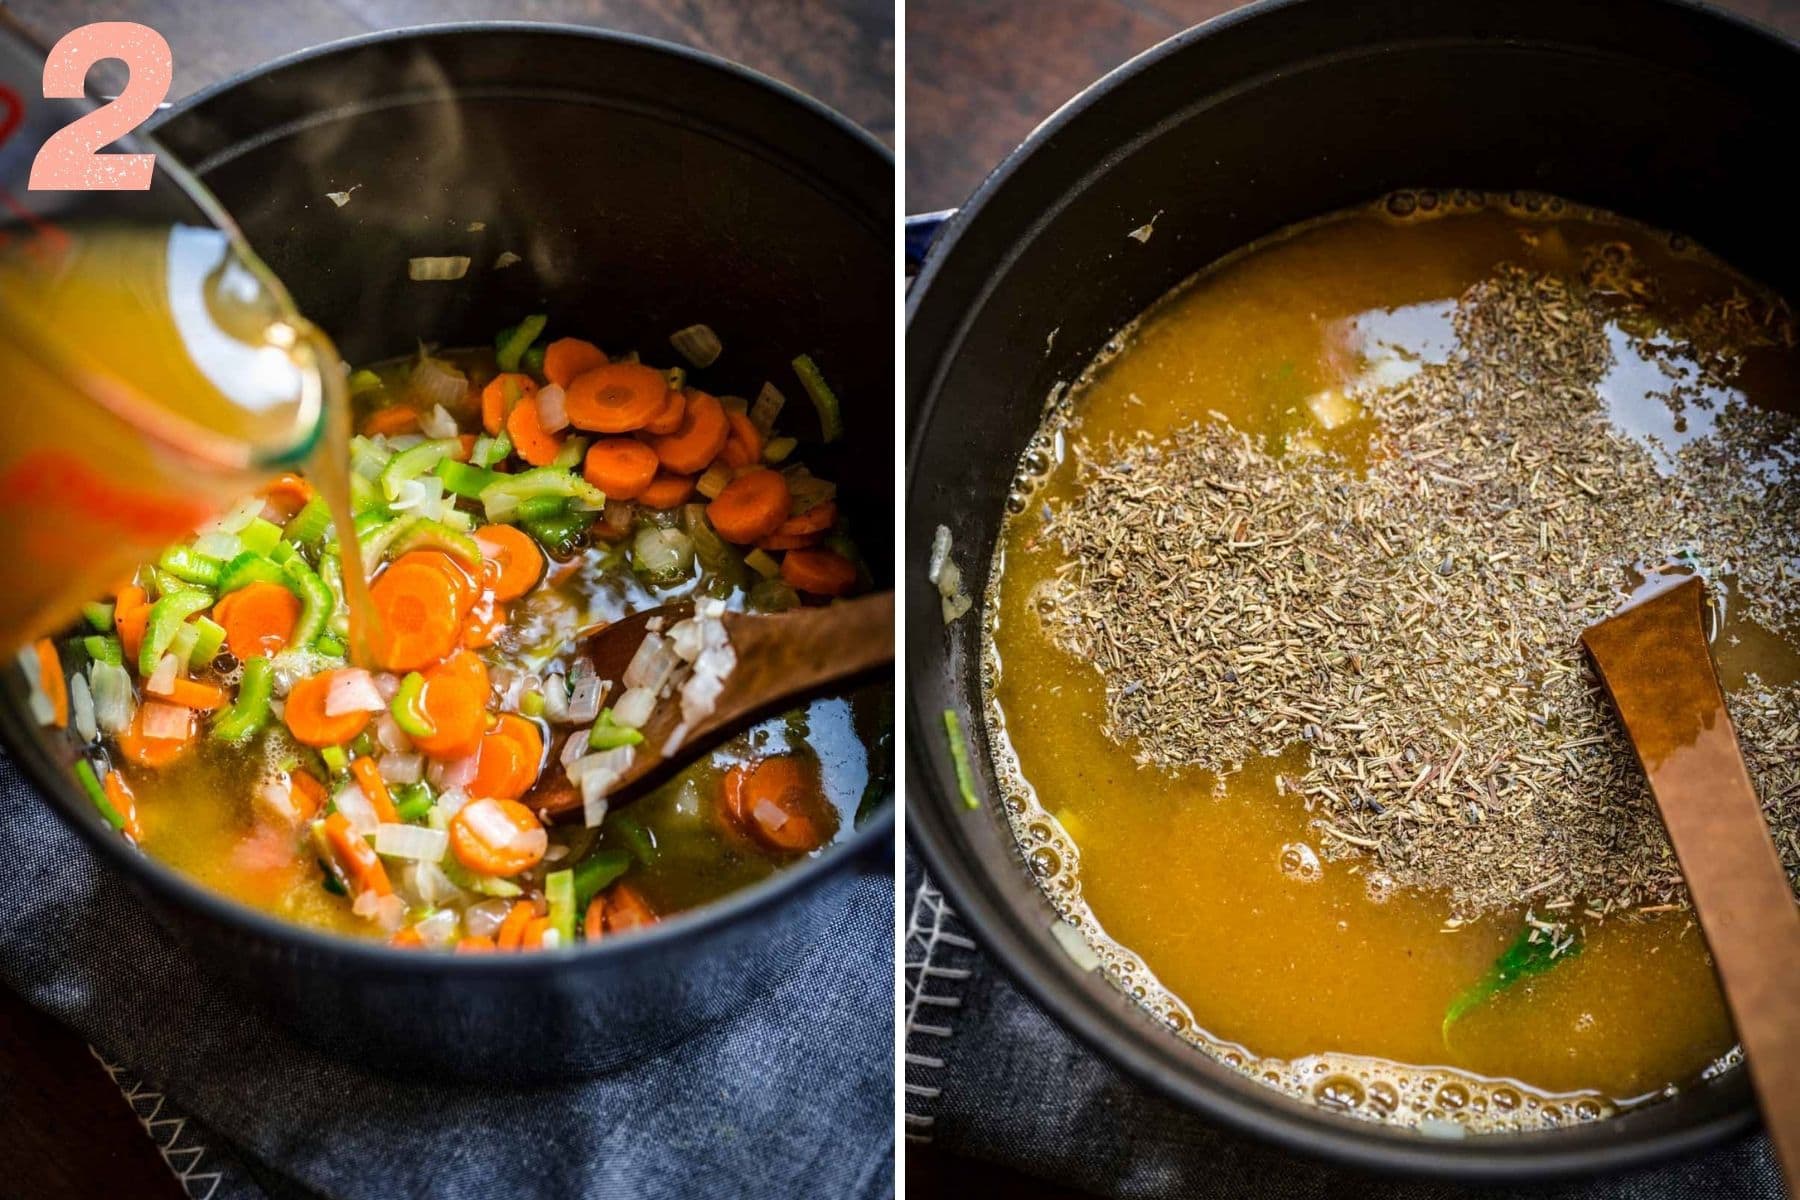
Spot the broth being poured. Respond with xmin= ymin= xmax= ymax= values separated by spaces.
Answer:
xmin=982 ymin=193 xmax=1800 ymax=1131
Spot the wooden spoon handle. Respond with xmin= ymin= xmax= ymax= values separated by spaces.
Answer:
xmin=1583 ymin=579 xmax=1800 ymax=1193
xmin=710 ymin=590 xmax=894 ymax=729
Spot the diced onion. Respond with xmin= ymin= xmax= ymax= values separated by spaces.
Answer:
xmin=930 ymin=524 xmax=973 ymax=623
xmin=749 ymin=381 xmax=785 ymax=434
xmin=325 ymin=668 xmax=385 ymax=716
xmin=623 ymin=632 xmax=680 ymax=694
xmin=408 ymin=355 xmax=467 ymax=412
xmin=493 ymin=250 xmax=522 ymax=270
xmin=696 ymin=463 xmax=734 ymax=499
xmin=752 ymin=797 xmax=789 ymax=831
xmin=421 ymin=403 xmax=460 ymax=439
xmin=254 ymin=779 xmax=301 ymax=827
xmin=535 ymin=384 xmax=570 ymax=433
xmin=407 ymin=861 xmax=462 ymax=908
xmin=70 ymin=673 xmax=96 ymax=743
xmin=612 ymin=686 xmax=656 ymax=730
xmin=334 ymin=782 xmax=380 ymax=835
xmin=464 ymin=897 xmax=513 ymax=939
xmin=375 ymin=712 xmax=414 ymax=754
xmin=192 ymin=530 xmax=241 ymax=561
xmin=583 ymin=793 xmax=610 ymax=829
xmin=568 ymin=675 xmax=604 ymax=724
xmin=667 ymin=618 xmax=704 ymax=663
xmin=144 ymin=653 xmax=181 ymax=697
xmin=429 ymin=752 xmax=480 ymax=792
xmin=465 ymin=801 xmax=548 ymax=859
xmin=669 ymin=323 xmax=722 ymax=368
xmin=542 ymin=672 xmax=571 ymax=723
xmin=680 ymin=643 xmax=735 ymax=729
xmin=374 ymin=822 xmax=449 ymax=862
xmin=206 ymin=496 xmax=266 ymax=535
xmin=927 ymin=524 xmax=953 ymax=586
xmin=378 ymin=752 xmax=424 ymax=785
xmin=89 ymin=662 xmax=135 ymax=735
xmin=408 ymin=255 xmax=471 ymax=282
xmin=561 ymin=730 xmax=590 ymax=768
xmin=411 ymin=906 xmax=457 ymax=944
xmin=140 ymin=701 xmax=189 ymax=741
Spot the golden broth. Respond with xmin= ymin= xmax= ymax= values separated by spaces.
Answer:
xmin=984 ymin=196 xmax=1796 ymax=1127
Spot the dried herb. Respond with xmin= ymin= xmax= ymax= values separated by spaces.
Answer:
xmin=1443 ymin=919 xmax=1582 ymax=1040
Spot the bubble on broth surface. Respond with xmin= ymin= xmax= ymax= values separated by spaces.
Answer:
xmin=1278 ymin=841 xmax=1322 ymax=883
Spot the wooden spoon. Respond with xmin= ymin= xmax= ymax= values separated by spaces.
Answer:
xmin=1581 ymin=574 xmax=1800 ymax=1192
xmin=529 ymin=590 xmax=893 ymax=818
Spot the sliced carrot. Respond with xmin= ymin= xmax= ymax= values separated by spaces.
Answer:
xmin=114 ymin=585 xmax=149 ymax=663
xmin=542 ymin=337 xmax=609 ymax=388
xmin=389 ymin=926 xmax=425 ymax=949
xmin=736 ymin=755 xmax=830 ymax=852
xmin=117 ymin=703 xmax=193 ymax=767
xmin=455 ymin=936 xmax=498 ymax=954
xmin=582 ymin=438 xmax=660 ymax=501
xmin=284 ymin=670 xmax=374 ymax=747
xmin=164 ymin=677 xmax=228 ymax=711
xmin=583 ymin=895 xmax=607 ymax=942
xmin=469 ymin=713 xmax=544 ymax=800
xmin=262 ymin=472 xmax=314 ymax=518
xmin=643 ymin=387 xmax=687 ymax=435
xmin=449 ymin=796 xmax=548 ymax=877
xmin=361 ymin=405 xmax=421 ymax=437
xmin=409 ymin=650 xmax=491 ymax=759
xmin=780 ymin=547 xmax=858 ymax=597
xmin=102 ymin=770 xmax=143 ymax=841
xmin=480 ymin=372 xmax=537 ymax=435
xmin=368 ymin=555 xmax=468 ymax=671
xmin=505 ymin=391 xmax=565 ymax=466
xmin=720 ymin=762 xmax=751 ymax=834
xmin=213 ymin=581 xmax=300 ymax=659
xmin=495 ymin=899 xmax=536 ymax=951
xmin=565 ymin=363 xmax=668 ymax=433
xmin=350 ymin=755 xmax=398 ymax=823
xmin=520 ymin=916 xmax=553 ymax=950
xmin=32 ymin=638 xmax=66 ymax=728
xmin=290 ymin=769 xmax=328 ymax=821
xmin=638 ymin=472 xmax=696 ymax=510
xmin=649 ymin=389 xmax=730 ymax=474
xmin=605 ymin=883 xmax=658 ymax=932
xmin=389 ymin=550 xmax=479 ymax=608
xmin=775 ymin=499 xmax=837 ymax=538
xmin=461 ymin=597 xmax=506 ymax=649
xmin=324 ymin=811 xmax=391 ymax=897
xmin=475 ymin=524 xmax=544 ymax=601
xmin=718 ymin=410 xmax=765 ymax=469
xmin=706 ymin=468 xmax=791 ymax=544
xmin=757 ymin=529 xmax=826 ymax=552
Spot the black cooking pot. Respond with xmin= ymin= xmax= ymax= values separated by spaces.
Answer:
xmin=907 ymin=0 xmax=1795 ymax=1180
xmin=0 ymin=23 xmax=892 ymax=1082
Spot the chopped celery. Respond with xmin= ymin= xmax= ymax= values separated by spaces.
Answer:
xmin=522 ymin=345 xmax=546 ymax=375
xmin=239 ymin=517 xmax=284 ymax=558
xmin=521 ymin=512 xmax=591 ymax=557
xmin=516 ymin=494 xmax=567 ymax=522
xmin=138 ymin=590 xmax=213 ymax=676
xmin=284 ymin=496 xmax=333 ymax=546
xmin=549 ymin=435 xmax=589 ymax=471
xmin=471 ymin=431 xmax=513 ymax=468
xmin=379 ymin=437 xmax=462 ymax=501
xmin=212 ymin=656 xmax=273 ymax=742
xmin=349 ymin=471 xmax=388 ymax=517
xmin=348 ymin=368 xmax=384 ymax=395
xmin=572 ymin=848 xmax=632 ymax=909
xmin=393 ymin=782 xmax=435 ymax=824
xmin=746 ymin=577 xmax=799 ymax=613
xmin=148 ymin=567 xmax=202 ymax=600
xmin=520 ymin=690 xmax=546 ymax=718
xmin=350 ymin=435 xmax=392 ymax=479
xmin=763 ymin=435 xmax=798 ymax=464
xmin=158 ymin=545 xmax=225 ymax=588
xmin=320 ymin=744 xmax=349 ymax=776
xmin=281 ymin=557 xmax=334 ymax=648
xmin=681 ymin=504 xmax=749 ymax=590
xmin=436 ymin=459 xmax=498 ymax=499
xmin=387 ymin=517 xmax=481 ymax=570
xmin=495 ymin=313 xmax=548 ymax=372
xmin=74 ymin=759 xmax=126 ymax=831
xmin=81 ymin=601 xmax=114 ymax=634
xmin=169 ymin=622 xmax=200 ymax=669
xmin=589 ymin=709 xmax=644 ymax=751
xmin=81 ymin=634 xmax=122 ymax=665
xmin=792 ymin=353 xmax=842 ymax=442
xmin=479 ymin=467 xmax=605 ymax=523
xmin=315 ymin=634 xmax=347 ymax=658
xmin=546 ymin=868 xmax=576 ymax=945
xmin=391 ymin=672 xmax=436 ymax=738
xmin=189 ymin=617 xmax=227 ymax=665
xmin=943 ymin=709 xmax=979 ymax=809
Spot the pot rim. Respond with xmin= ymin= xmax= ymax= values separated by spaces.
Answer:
xmin=904 ymin=0 xmax=1787 ymax=1179
xmin=4 ymin=20 xmax=892 ymax=978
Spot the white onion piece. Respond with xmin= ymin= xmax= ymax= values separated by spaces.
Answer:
xmin=612 ymin=686 xmax=656 ymax=730
xmin=207 ymin=495 xmax=266 ymax=535
xmin=927 ymin=524 xmax=953 ymax=586
xmin=411 ymin=906 xmax=458 ymax=945
xmin=378 ymin=752 xmax=424 ymax=785
xmin=408 ymin=355 xmax=467 ymax=411
xmin=542 ymin=673 xmax=571 ymax=723
xmin=623 ymin=632 xmax=680 ymax=693
xmin=374 ymin=673 xmax=401 ymax=702
xmin=421 ymin=403 xmax=460 ymax=439
xmin=567 ymin=675 xmax=604 ymax=724
xmin=669 ymin=323 xmax=722 ymax=368
xmin=752 ymin=797 xmax=790 ymax=831
xmin=144 ymin=653 xmax=181 ymax=697
xmin=139 ymin=701 xmax=189 ymax=741
xmin=254 ymin=779 xmax=300 ymax=827
xmin=582 ymin=776 xmax=613 ymax=828
xmin=70 ymin=673 xmax=96 ymax=743
xmin=89 ymin=662 xmax=134 ymax=735
xmin=465 ymin=898 xmax=513 ymax=939
xmin=535 ymin=383 xmax=569 ymax=433
xmin=429 ymin=752 xmax=480 ymax=791
xmin=192 ymin=530 xmax=241 ymax=562
xmin=679 ymin=643 xmax=734 ymax=729
xmin=432 ymin=788 xmax=471 ymax=822
xmin=334 ymin=783 xmax=380 ymax=835
xmin=325 ymin=668 xmax=385 ymax=716
xmin=409 ymin=861 xmax=462 ymax=907
xmin=560 ymin=730 xmax=590 ymax=768
xmin=668 ymin=618 xmax=704 ymax=663
xmin=375 ymin=712 xmax=414 ymax=754
xmin=408 ymin=255 xmax=471 ymax=282
xmin=374 ymin=822 xmax=448 ymax=862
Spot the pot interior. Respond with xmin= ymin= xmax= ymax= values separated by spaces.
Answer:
xmin=907 ymin=0 xmax=1790 ymax=1176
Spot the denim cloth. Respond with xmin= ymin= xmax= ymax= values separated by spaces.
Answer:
xmin=905 ymin=860 xmax=1781 ymax=1199
xmin=0 ymin=752 xmax=893 ymax=1200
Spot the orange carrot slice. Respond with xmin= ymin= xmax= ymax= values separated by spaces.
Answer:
xmin=480 ymin=372 xmax=537 ymax=435
xmin=290 ymin=769 xmax=329 ymax=821
xmin=780 ymin=547 xmax=857 ymax=597
xmin=450 ymin=796 xmax=548 ymax=877
xmin=350 ymin=756 xmax=398 ymax=823
xmin=32 ymin=638 xmax=66 ymax=728
xmin=475 ymin=524 xmax=544 ymax=601
xmin=718 ymin=410 xmax=764 ymax=469
xmin=164 ymin=678 xmax=228 ymax=711
xmin=368 ymin=554 xmax=468 ymax=671
xmin=605 ymin=883 xmax=658 ymax=932
xmin=361 ymin=405 xmax=421 ymax=437
xmin=648 ymin=389 xmax=729 ymax=474
xmin=706 ymin=468 xmax=791 ymax=544
xmin=565 ymin=363 xmax=668 ymax=433
xmin=468 ymin=713 xmax=544 ymax=801
xmin=505 ymin=391 xmax=565 ymax=466
xmin=643 ymin=387 xmax=687 ymax=435
xmin=262 ymin=472 xmax=314 ymax=518
xmin=734 ymin=756 xmax=829 ymax=851
xmin=495 ymin=900 xmax=536 ymax=950
xmin=324 ymin=811 xmax=391 ymax=896
xmin=542 ymin=338 xmax=608 ymax=388
xmin=284 ymin=671 xmax=374 ymax=747
xmin=102 ymin=770 xmax=143 ymax=841
xmin=408 ymin=650 xmax=491 ymax=759
xmin=117 ymin=703 xmax=193 ymax=767
xmin=638 ymin=472 xmax=696 ymax=510
xmin=213 ymin=581 xmax=300 ymax=659
xmin=114 ymin=585 xmax=149 ymax=663
xmin=582 ymin=438 xmax=661 ymax=501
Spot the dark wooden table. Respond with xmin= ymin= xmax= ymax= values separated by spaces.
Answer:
xmin=904 ymin=0 xmax=1800 ymax=1196
xmin=0 ymin=5 xmax=887 ymax=1199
